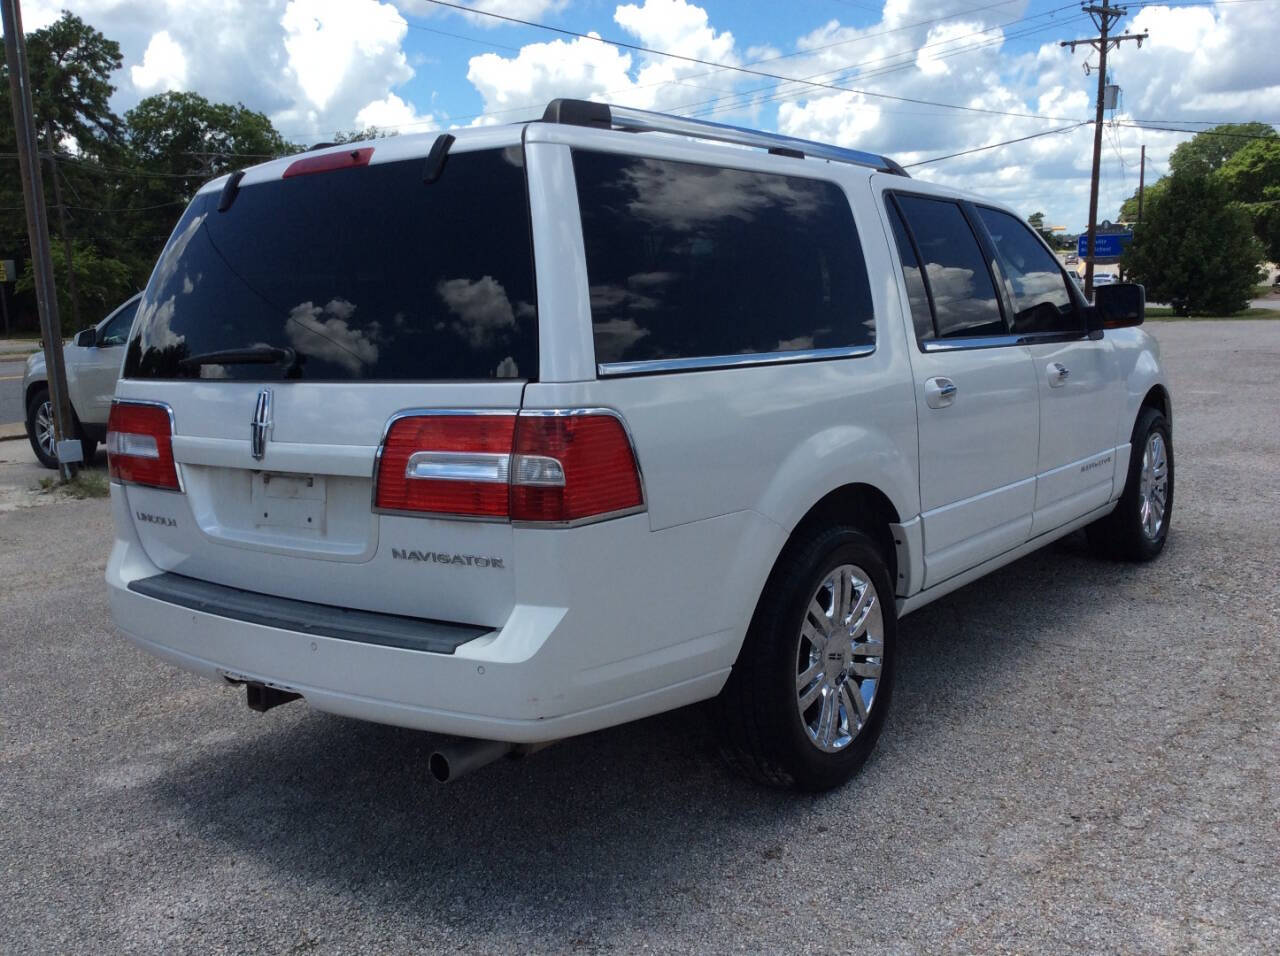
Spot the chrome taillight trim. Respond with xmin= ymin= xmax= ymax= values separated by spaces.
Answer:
xmin=405 ymin=450 xmax=512 ymax=484
xmin=370 ymin=409 xmax=516 ymax=521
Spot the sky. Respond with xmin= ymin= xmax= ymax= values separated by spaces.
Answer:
xmin=21 ymin=0 xmax=1280 ymax=230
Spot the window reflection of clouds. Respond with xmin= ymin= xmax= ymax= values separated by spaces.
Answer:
xmin=136 ymin=210 xmax=208 ymax=354
xmin=620 ymin=159 xmax=824 ymax=232
xmin=436 ymin=276 xmax=528 ymax=349
xmin=285 ymin=298 xmax=380 ymax=375
xmin=924 ymin=263 xmax=1001 ymax=335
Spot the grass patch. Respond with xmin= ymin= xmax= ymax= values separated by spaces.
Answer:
xmin=36 ymin=468 xmax=110 ymax=499
xmin=1146 ymin=307 xmax=1276 ymax=320
xmin=1254 ymin=284 xmax=1278 ymax=298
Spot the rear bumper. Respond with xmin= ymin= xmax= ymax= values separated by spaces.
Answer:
xmin=106 ymin=484 xmax=785 ymax=742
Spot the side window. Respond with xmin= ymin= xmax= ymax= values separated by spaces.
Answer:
xmin=894 ymin=194 xmax=1006 ymax=341
xmin=99 ymin=299 xmax=139 ymax=347
xmin=976 ymin=207 xmax=1080 ymax=335
xmin=572 ymin=151 xmax=875 ymax=368
xmin=885 ymin=199 xmax=934 ymax=342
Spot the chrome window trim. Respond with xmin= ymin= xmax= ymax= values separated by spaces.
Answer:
xmin=107 ymin=398 xmax=186 ymax=494
xmin=920 ymin=330 xmax=1093 ymax=353
xmin=597 ymin=343 xmax=876 ymax=378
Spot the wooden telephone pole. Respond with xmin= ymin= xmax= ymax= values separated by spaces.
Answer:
xmin=1137 ymin=143 xmax=1146 ymax=222
xmin=2 ymin=0 xmax=79 ymax=477
xmin=1061 ymin=0 xmax=1147 ymax=299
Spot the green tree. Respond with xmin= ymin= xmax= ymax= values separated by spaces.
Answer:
xmin=1167 ymin=122 xmax=1277 ymax=177
xmin=15 ymin=239 xmax=134 ymax=334
xmin=1122 ymin=171 xmax=1264 ymax=315
xmin=329 ymin=126 xmax=398 ymax=144
xmin=1214 ymin=137 xmax=1280 ymax=261
xmin=20 ymin=12 xmax=123 ymax=150
xmin=117 ymin=92 xmax=298 ymax=277
xmin=0 ymin=13 xmax=127 ymax=329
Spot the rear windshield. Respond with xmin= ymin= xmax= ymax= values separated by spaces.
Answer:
xmin=124 ymin=147 xmax=537 ymax=382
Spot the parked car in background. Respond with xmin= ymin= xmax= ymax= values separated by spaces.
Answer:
xmin=1093 ymin=272 xmax=1116 ymax=287
xmin=24 ymin=293 xmax=141 ymax=468
xmin=104 ymin=101 xmax=1172 ymax=791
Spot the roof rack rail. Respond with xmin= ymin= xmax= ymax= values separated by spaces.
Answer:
xmin=540 ymin=98 xmax=909 ymax=177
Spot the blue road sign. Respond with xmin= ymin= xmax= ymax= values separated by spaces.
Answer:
xmin=1078 ymin=232 xmax=1133 ymax=259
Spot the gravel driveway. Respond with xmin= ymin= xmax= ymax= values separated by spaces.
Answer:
xmin=1 ymin=321 xmax=1277 ymax=954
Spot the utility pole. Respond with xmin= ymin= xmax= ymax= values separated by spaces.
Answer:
xmin=45 ymin=122 xmax=80 ymax=330
xmin=2 ymin=0 xmax=79 ymax=478
xmin=1137 ymin=143 xmax=1146 ymax=223
xmin=1061 ymin=1 xmax=1148 ymax=299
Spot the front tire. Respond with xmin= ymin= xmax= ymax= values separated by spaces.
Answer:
xmin=25 ymin=387 xmax=59 ymax=469
xmin=715 ymin=526 xmax=897 ymax=791
xmin=1088 ymin=406 xmax=1173 ymax=561
xmin=24 ymin=387 xmax=94 ymax=469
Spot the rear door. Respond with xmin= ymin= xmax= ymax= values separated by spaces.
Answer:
xmin=971 ymin=205 xmax=1121 ymax=534
xmin=113 ymin=136 xmax=538 ymax=628
xmin=880 ymin=188 xmax=1041 ymax=587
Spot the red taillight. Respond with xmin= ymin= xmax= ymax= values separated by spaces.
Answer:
xmin=282 ymin=147 xmax=373 ymax=178
xmin=510 ymin=414 xmax=644 ymax=523
xmin=106 ymin=402 xmax=180 ymax=491
xmin=375 ymin=414 xmax=516 ymax=517
xmin=373 ymin=410 xmax=644 ymax=524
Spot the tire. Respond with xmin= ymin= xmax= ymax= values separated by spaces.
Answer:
xmin=24 ymin=387 xmax=93 ymax=469
xmin=714 ymin=525 xmax=897 ymax=792
xmin=1087 ymin=406 xmax=1173 ymax=561
xmin=25 ymin=386 xmax=59 ymax=469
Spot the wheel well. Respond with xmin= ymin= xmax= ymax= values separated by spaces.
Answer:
xmin=789 ymin=483 xmax=901 ymax=584
xmin=1141 ymin=384 xmax=1170 ymax=422
xmin=24 ymin=380 xmax=47 ymax=413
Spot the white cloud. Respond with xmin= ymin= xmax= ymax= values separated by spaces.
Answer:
xmin=131 ymin=31 xmax=189 ymax=93
xmin=466 ymin=0 xmax=739 ymax=121
xmin=354 ymin=92 xmax=436 ymax=131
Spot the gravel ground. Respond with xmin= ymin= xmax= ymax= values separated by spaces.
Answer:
xmin=2 ymin=321 xmax=1277 ymax=954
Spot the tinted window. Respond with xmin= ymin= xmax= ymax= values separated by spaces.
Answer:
xmin=976 ymin=206 xmax=1079 ymax=334
xmin=124 ymin=148 xmax=536 ymax=381
xmin=894 ymin=195 xmax=1005 ymax=340
xmin=99 ymin=298 xmax=139 ymax=347
xmin=886 ymin=199 xmax=933 ymax=342
xmin=572 ymin=151 xmax=875 ymax=367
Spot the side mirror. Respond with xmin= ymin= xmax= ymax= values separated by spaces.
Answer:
xmin=1089 ymin=282 xmax=1145 ymax=331
xmin=74 ymin=328 xmax=97 ymax=347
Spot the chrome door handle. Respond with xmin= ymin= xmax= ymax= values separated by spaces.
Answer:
xmin=1047 ymin=362 xmax=1070 ymax=387
xmin=925 ymin=377 xmax=958 ymax=409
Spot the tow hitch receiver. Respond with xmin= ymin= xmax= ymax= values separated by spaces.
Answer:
xmin=245 ymin=682 xmax=301 ymax=712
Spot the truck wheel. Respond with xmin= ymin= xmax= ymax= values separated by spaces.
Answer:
xmin=715 ymin=525 xmax=896 ymax=791
xmin=25 ymin=387 xmax=59 ymax=469
xmin=24 ymin=387 xmax=94 ymax=469
xmin=1087 ymin=406 xmax=1173 ymax=561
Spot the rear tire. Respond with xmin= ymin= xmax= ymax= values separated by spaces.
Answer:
xmin=1087 ymin=406 xmax=1173 ymax=561
xmin=715 ymin=525 xmax=896 ymax=791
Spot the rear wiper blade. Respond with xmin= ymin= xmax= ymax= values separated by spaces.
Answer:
xmin=179 ymin=346 xmax=296 ymax=369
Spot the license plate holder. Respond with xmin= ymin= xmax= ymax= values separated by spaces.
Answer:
xmin=252 ymin=472 xmax=326 ymax=531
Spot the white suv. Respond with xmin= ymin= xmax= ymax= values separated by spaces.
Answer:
xmin=105 ymin=101 xmax=1172 ymax=790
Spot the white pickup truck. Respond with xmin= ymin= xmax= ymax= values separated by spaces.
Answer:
xmin=103 ymin=101 xmax=1172 ymax=791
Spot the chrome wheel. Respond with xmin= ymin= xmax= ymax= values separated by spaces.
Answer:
xmin=1138 ymin=431 xmax=1169 ymax=540
xmin=33 ymin=399 xmax=56 ymax=460
xmin=795 ymin=564 xmax=885 ymax=754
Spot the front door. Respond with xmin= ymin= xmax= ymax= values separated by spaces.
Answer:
xmin=882 ymin=189 xmax=1041 ymax=588
xmin=970 ymin=206 xmax=1121 ymax=535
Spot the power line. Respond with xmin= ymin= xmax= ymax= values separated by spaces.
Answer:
xmin=414 ymin=0 xmax=1085 ymax=121
xmin=904 ymin=121 xmax=1090 ymax=166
